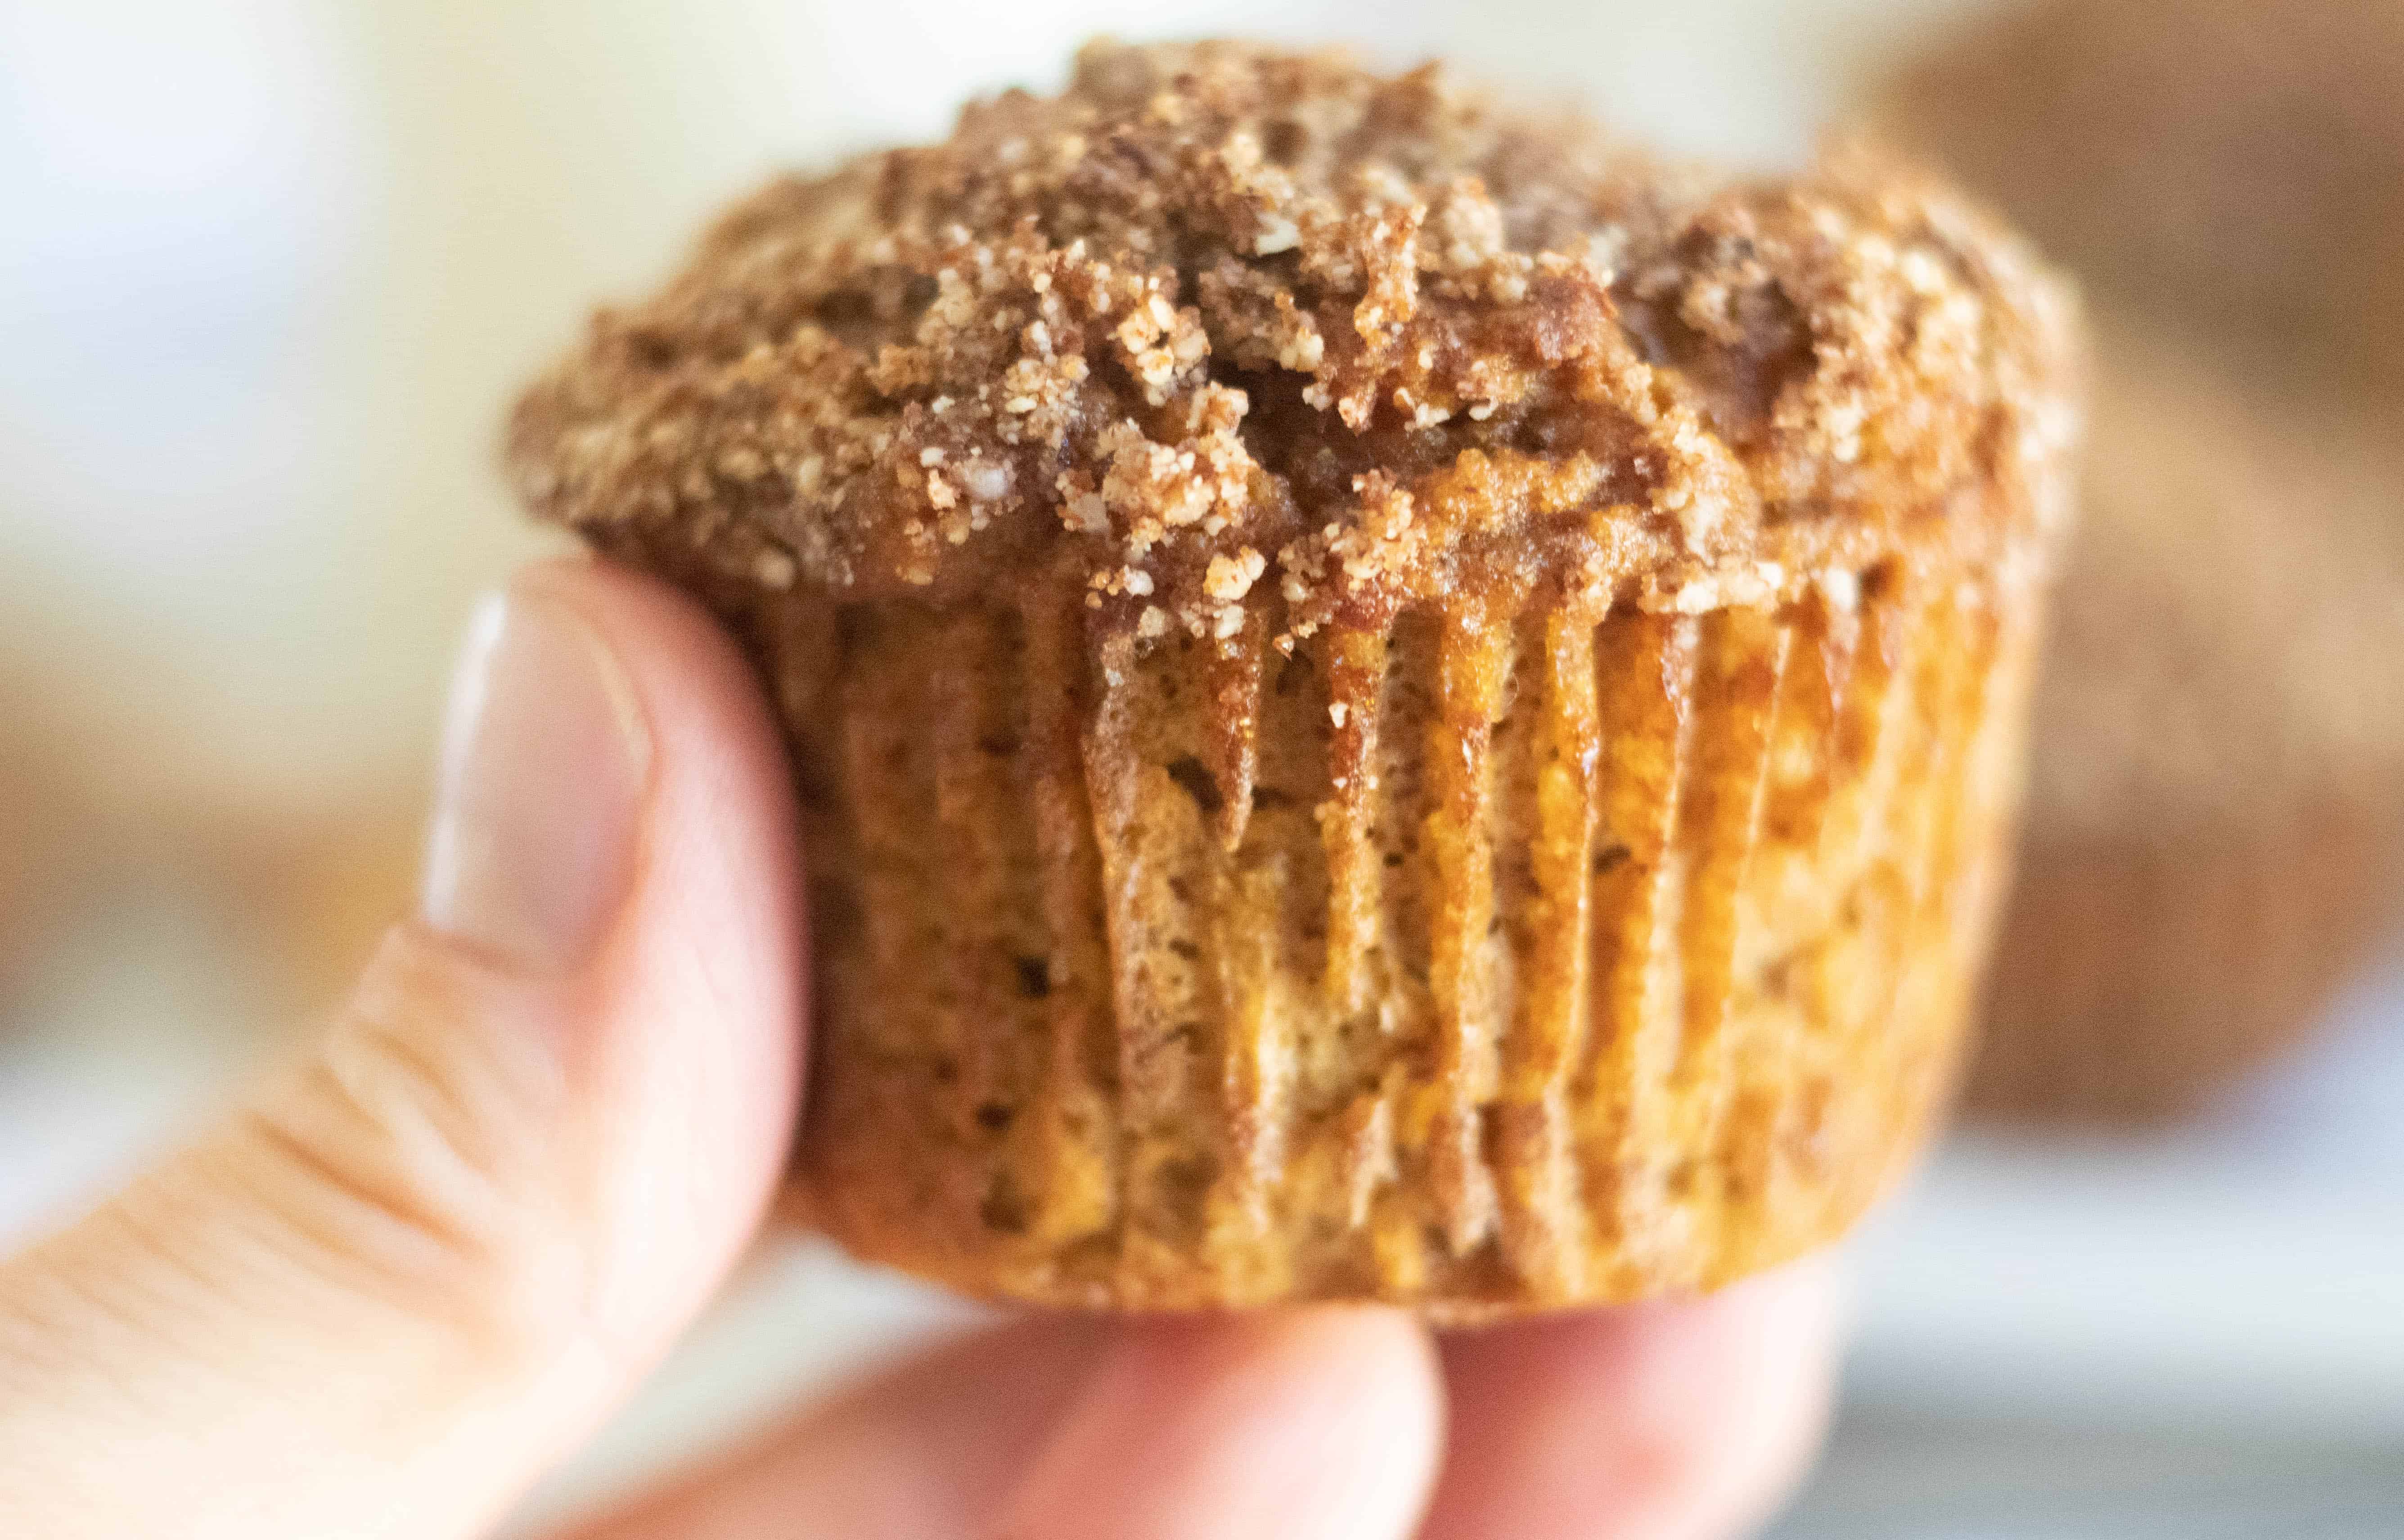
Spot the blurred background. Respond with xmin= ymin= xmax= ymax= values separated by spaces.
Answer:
xmin=2 ymin=0 xmax=2399 ymax=1533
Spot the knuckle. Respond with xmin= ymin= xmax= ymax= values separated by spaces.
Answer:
xmin=225 ymin=938 xmax=584 ymax=1367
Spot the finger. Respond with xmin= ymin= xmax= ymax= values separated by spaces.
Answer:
xmin=0 ymin=559 xmax=806 ymax=1540
xmin=556 ymin=1311 xmax=1442 ymax=1540
xmin=553 ymin=1317 xmax=1112 ymax=1540
xmin=998 ymin=1308 xmax=1443 ymax=1540
xmin=1420 ymin=1258 xmax=1844 ymax=1540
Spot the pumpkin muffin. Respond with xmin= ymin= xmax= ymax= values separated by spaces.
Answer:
xmin=0 ymin=675 xmax=76 ymax=1010
xmin=1879 ymin=0 xmax=2404 ymax=1120
xmin=509 ymin=40 xmax=2080 ymax=1313
xmin=1877 ymin=0 xmax=2404 ymax=406
xmin=1969 ymin=322 xmax=2404 ymax=1120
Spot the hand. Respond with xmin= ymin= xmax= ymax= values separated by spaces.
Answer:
xmin=0 ymin=560 xmax=1840 ymax=1540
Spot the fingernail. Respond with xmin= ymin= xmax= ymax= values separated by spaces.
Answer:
xmin=421 ymin=586 xmax=650 ymax=969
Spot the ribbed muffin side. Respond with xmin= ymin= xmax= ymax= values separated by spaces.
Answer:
xmin=767 ymin=558 xmax=2039 ymax=1314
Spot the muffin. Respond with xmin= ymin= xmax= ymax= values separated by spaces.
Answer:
xmin=0 ymin=776 xmax=47 ymax=1006
xmin=1970 ymin=321 xmax=2404 ymax=1119
xmin=509 ymin=41 xmax=2080 ymax=1313
xmin=1878 ymin=0 xmax=2404 ymax=1120
xmin=1877 ymin=0 xmax=2404 ymax=406
xmin=0 ymin=674 xmax=75 ymax=1010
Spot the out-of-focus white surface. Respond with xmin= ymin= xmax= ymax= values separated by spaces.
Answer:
xmin=1775 ymin=1413 xmax=2404 ymax=1539
xmin=1846 ymin=969 xmax=2404 ymax=1444
xmin=4 ymin=2 xmax=2402 ymax=1534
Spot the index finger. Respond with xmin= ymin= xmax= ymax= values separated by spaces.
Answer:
xmin=1419 ymin=1256 xmax=1845 ymax=1540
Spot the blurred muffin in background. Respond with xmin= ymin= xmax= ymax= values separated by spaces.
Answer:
xmin=1973 ymin=322 xmax=2404 ymax=1118
xmin=1879 ymin=0 xmax=2404 ymax=408
xmin=1876 ymin=0 xmax=2404 ymax=1119
xmin=0 ymin=653 xmax=419 ymax=1037
xmin=0 ymin=685 xmax=74 ymax=1010
xmin=223 ymin=800 xmax=424 ymax=1025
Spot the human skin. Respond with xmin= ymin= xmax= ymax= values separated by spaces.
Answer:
xmin=0 ymin=558 xmax=1838 ymax=1540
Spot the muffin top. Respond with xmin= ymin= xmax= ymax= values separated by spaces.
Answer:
xmin=510 ymin=39 xmax=2078 ymax=643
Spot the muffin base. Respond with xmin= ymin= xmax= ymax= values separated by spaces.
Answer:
xmin=766 ymin=558 xmax=2040 ymax=1315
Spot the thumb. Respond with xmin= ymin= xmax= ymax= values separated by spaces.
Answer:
xmin=0 ymin=562 xmax=806 ymax=1540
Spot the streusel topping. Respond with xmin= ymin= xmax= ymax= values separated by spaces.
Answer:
xmin=509 ymin=39 xmax=2078 ymax=642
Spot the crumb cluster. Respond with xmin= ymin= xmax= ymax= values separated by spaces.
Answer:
xmin=510 ymin=39 xmax=2078 ymax=643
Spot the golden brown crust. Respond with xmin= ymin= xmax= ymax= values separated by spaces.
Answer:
xmin=511 ymin=40 xmax=2077 ymax=645
xmin=507 ymin=40 xmax=2080 ymax=1308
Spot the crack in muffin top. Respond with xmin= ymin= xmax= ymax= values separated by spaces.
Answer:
xmin=509 ymin=38 xmax=2080 ymax=642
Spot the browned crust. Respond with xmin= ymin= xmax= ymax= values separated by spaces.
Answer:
xmin=509 ymin=40 xmax=2078 ymax=648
